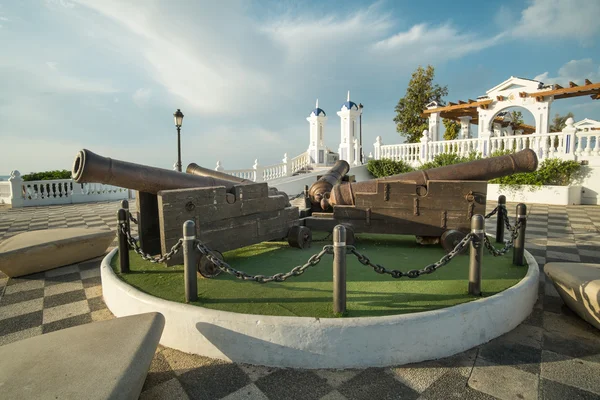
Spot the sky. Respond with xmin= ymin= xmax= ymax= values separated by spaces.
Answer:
xmin=1 ymin=0 xmax=600 ymax=175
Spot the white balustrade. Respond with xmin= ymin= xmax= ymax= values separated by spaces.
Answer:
xmin=0 ymin=182 xmax=11 ymax=204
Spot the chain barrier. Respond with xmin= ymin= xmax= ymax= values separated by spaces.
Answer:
xmin=119 ymin=223 xmax=182 ymax=263
xmin=347 ymin=233 xmax=474 ymax=279
xmin=195 ymin=240 xmax=333 ymax=283
xmin=483 ymin=218 xmax=522 ymax=257
xmin=128 ymin=212 xmax=138 ymax=225
xmin=484 ymin=205 xmax=500 ymax=219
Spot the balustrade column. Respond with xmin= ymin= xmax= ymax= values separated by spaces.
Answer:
xmin=8 ymin=170 xmax=24 ymax=208
xmin=253 ymin=159 xmax=264 ymax=183
xmin=561 ymin=117 xmax=577 ymax=161
xmin=373 ymin=136 xmax=383 ymax=160
xmin=420 ymin=130 xmax=430 ymax=163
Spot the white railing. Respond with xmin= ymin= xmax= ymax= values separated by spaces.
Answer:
xmin=373 ymin=119 xmax=599 ymax=166
xmin=0 ymin=181 xmax=11 ymax=205
xmin=3 ymin=171 xmax=130 ymax=208
xmin=217 ymin=151 xmax=312 ymax=183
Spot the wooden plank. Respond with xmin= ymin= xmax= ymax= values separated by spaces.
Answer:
xmin=158 ymin=186 xmax=227 ymax=207
xmin=569 ymin=81 xmax=578 ymax=88
xmin=532 ymin=82 xmax=600 ymax=97
xmin=585 ymin=79 xmax=593 ymax=86
xmin=233 ymin=183 xmax=269 ymax=200
xmin=137 ymin=191 xmax=162 ymax=255
xmin=422 ymin=99 xmax=492 ymax=115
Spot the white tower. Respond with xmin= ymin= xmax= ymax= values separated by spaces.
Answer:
xmin=337 ymin=91 xmax=361 ymax=165
xmin=306 ymin=99 xmax=328 ymax=165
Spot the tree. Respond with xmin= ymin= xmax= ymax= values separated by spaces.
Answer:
xmin=393 ymin=65 xmax=448 ymax=143
xmin=509 ymin=111 xmax=524 ymax=128
xmin=549 ymin=112 xmax=574 ymax=132
xmin=443 ymin=119 xmax=460 ymax=140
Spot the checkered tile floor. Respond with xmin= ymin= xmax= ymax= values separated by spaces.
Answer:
xmin=1 ymin=200 xmax=600 ymax=400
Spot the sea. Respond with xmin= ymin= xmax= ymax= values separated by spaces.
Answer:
xmin=0 ymin=175 xmax=9 ymax=181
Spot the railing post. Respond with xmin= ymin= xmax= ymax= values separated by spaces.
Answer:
xmin=561 ymin=117 xmax=577 ymax=160
xmin=283 ymin=153 xmax=291 ymax=177
xmin=333 ymin=225 xmax=347 ymax=314
xmin=469 ymin=214 xmax=484 ymax=296
xmin=117 ymin=208 xmax=130 ymax=273
xmin=513 ymin=203 xmax=527 ymax=266
xmin=373 ymin=136 xmax=383 ymax=160
xmin=420 ymin=130 xmax=430 ymax=163
xmin=121 ymin=199 xmax=131 ymax=237
xmin=253 ymin=159 xmax=264 ymax=183
xmin=183 ymin=220 xmax=198 ymax=303
xmin=215 ymin=161 xmax=224 ymax=172
xmin=495 ymin=195 xmax=506 ymax=243
xmin=8 ymin=170 xmax=24 ymax=208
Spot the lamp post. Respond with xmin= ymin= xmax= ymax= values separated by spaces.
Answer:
xmin=359 ymin=103 xmax=364 ymax=164
xmin=173 ymin=109 xmax=184 ymax=172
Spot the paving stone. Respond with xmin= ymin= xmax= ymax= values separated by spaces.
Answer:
xmin=389 ymin=360 xmax=449 ymax=393
xmin=42 ymin=299 xmax=90 ymax=324
xmin=141 ymin=352 xmax=177 ymax=392
xmin=337 ymin=368 xmax=419 ymax=400
xmin=0 ymin=326 xmax=42 ymax=347
xmin=419 ymin=370 xmax=497 ymax=400
xmin=87 ymin=296 xmax=107 ymax=312
xmin=492 ymin=323 xmax=543 ymax=349
xmin=478 ymin=339 xmax=541 ymax=375
xmin=45 ymin=264 xmax=80 ymax=278
xmin=255 ymin=369 xmax=333 ymax=400
xmin=314 ymin=369 xmax=360 ymax=389
xmin=541 ymin=350 xmax=600 ymax=395
xmin=139 ymin=378 xmax=190 ymax=400
xmin=543 ymin=310 xmax=600 ymax=341
xmin=237 ymin=363 xmax=278 ymax=382
xmin=0 ymin=298 xmax=43 ymax=320
xmin=42 ymin=312 xmax=93 ymax=334
xmin=44 ymin=280 xmax=84 ymax=297
xmin=0 ymin=311 xmax=43 ymax=336
xmin=543 ymin=330 xmax=600 ymax=364
xmin=318 ymin=390 xmax=348 ymax=400
xmin=4 ymin=277 xmax=44 ymax=294
xmin=523 ymin=307 xmax=544 ymax=327
xmin=468 ymin=358 xmax=538 ymax=400
xmin=43 ymin=289 xmax=87 ymax=309
xmin=91 ymin=308 xmax=114 ymax=322
xmin=220 ymin=383 xmax=270 ymax=400
xmin=0 ymin=288 xmax=45 ymax=306
xmin=540 ymin=378 xmax=600 ymax=400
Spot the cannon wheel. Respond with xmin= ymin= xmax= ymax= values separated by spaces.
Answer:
xmin=197 ymin=250 xmax=224 ymax=278
xmin=288 ymin=226 xmax=312 ymax=249
xmin=440 ymin=230 xmax=468 ymax=254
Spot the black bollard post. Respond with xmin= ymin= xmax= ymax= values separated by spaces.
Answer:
xmin=117 ymin=208 xmax=130 ymax=273
xmin=120 ymin=199 xmax=131 ymax=236
xmin=183 ymin=220 xmax=198 ymax=303
xmin=496 ymin=195 xmax=506 ymax=243
xmin=468 ymin=214 xmax=484 ymax=296
xmin=333 ymin=225 xmax=347 ymax=314
xmin=513 ymin=203 xmax=527 ymax=266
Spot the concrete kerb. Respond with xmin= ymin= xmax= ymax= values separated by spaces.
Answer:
xmin=101 ymin=247 xmax=539 ymax=369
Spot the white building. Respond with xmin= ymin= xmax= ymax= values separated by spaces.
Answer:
xmin=337 ymin=91 xmax=363 ymax=166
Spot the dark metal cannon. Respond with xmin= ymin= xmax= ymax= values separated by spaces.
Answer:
xmin=71 ymin=149 xmax=301 ymax=271
xmin=72 ymin=149 xmax=239 ymax=194
xmin=301 ymin=149 xmax=539 ymax=251
xmin=323 ymin=149 xmax=538 ymax=209
xmin=307 ymin=160 xmax=350 ymax=208
xmin=186 ymin=162 xmax=254 ymax=185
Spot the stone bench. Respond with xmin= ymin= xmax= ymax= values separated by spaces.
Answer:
xmin=0 ymin=312 xmax=165 ymax=400
xmin=544 ymin=262 xmax=600 ymax=330
xmin=0 ymin=228 xmax=115 ymax=277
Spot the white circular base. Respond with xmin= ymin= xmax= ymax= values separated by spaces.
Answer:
xmin=101 ymin=249 xmax=539 ymax=369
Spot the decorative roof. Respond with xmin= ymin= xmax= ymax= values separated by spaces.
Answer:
xmin=309 ymin=99 xmax=326 ymax=117
xmin=341 ymin=91 xmax=359 ymax=111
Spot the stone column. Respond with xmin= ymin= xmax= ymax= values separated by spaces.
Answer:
xmin=458 ymin=116 xmax=472 ymax=139
xmin=562 ymin=117 xmax=577 ymax=160
xmin=8 ymin=170 xmax=24 ymax=208
xmin=420 ymin=130 xmax=430 ymax=163
xmin=428 ymin=112 xmax=441 ymax=142
xmin=373 ymin=136 xmax=383 ymax=160
xmin=253 ymin=159 xmax=264 ymax=182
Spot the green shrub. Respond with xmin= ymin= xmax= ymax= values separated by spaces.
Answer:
xmin=489 ymin=158 xmax=581 ymax=190
xmin=22 ymin=170 xmax=72 ymax=181
xmin=418 ymin=151 xmax=481 ymax=170
xmin=367 ymin=159 xmax=414 ymax=178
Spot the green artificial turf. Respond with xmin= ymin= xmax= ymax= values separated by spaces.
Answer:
xmin=111 ymin=233 xmax=528 ymax=318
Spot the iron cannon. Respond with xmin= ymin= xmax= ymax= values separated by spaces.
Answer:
xmin=299 ymin=149 xmax=539 ymax=251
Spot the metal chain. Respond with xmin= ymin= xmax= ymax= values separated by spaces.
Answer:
xmin=313 ymin=232 xmax=332 ymax=242
xmin=483 ymin=218 xmax=523 ymax=256
xmin=119 ymin=223 xmax=182 ymax=263
xmin=195 ymin=240 xmax=333 ymax=283
xmin=485 ymin=205 xmax=500 ymax=219
xmin=348 ymin=233 xmax=474 ymax=279
xmin=128 ymin=212 xmax=138 ymax=225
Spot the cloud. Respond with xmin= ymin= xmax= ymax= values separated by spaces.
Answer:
xmin=512 ymin=0 xmax=600 ymax=42
xmin=132 ymin=88 xmax=151 ymax=107
xmin=46 ymin=61 xmax=58 ymax=70
xmin=534 ymin=59 xmax=600 ymax=85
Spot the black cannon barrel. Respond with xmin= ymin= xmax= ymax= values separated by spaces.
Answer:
xmin=308 ymin=160 xmax=350 ymax=205
xmin=72 ymin=149 xmax=240 ymax=194
xmin=327 ymin=149 xmax=538 ymax=207
xmin=186 ymin=163 xmax=254 ymax=185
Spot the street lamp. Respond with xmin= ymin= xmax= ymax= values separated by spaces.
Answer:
xmin=358 ymin=103 xmax=364 ymax=163
xmin=173 ymin=109 xmax=184 ymax=172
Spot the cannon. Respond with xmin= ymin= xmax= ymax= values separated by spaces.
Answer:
xmin=307 ymin=160 xmax=350 ymax=208
xmin=299 ymin=149 xmax=538 ymax=251
xmin=72 ymin=150 xmax=302 ymax=275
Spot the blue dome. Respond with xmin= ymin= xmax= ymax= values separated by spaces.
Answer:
xmin=341 ymin=101 xmax=358 ymax=111
xmin=310 ymin=108 xmax=326 ymax=117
